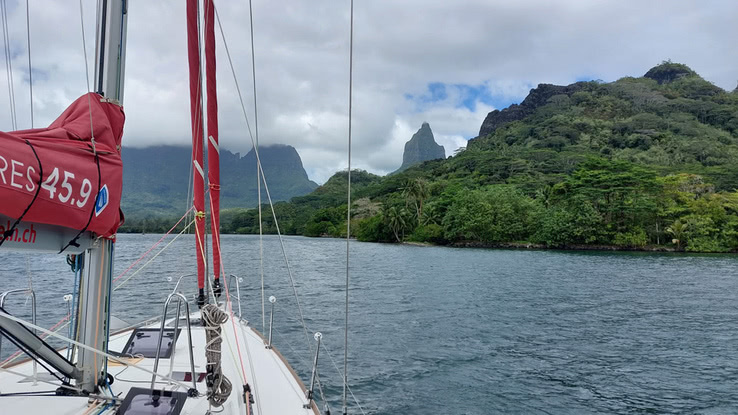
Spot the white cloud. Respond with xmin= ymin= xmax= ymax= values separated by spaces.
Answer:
xmin=0 ymin=0 xmax=734 ymax=184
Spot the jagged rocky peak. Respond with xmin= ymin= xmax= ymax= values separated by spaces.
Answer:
xmin=644 ymin=61 xmax=698 ymax=84
xmin=478 ymin=82 xmax=588 ymax=137
xmin=473 ymin=61 xmax=717 ymax=146
xmin=394 ymin=122 xmax=445 ymax=173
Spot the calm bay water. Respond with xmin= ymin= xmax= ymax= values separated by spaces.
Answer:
xmin=2 ymin=234 xmax=738 ymax=414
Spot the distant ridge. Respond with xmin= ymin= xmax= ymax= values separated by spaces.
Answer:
xmin=475 ymin=61 xmax=727 ymax=142
xmin=121 ymin=144 xmax=318 ymax=217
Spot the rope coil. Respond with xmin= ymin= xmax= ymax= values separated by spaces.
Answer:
xmin=201 ymin=303 xmax=232 ymax=407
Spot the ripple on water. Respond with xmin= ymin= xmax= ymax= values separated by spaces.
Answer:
xmin=2 ymin=236 xmax=738 ymax=414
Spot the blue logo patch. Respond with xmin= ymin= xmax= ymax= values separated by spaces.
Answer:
xmin=95 ymin=185 xmax=109 ymax=217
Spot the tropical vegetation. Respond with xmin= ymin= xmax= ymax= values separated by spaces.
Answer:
xmin=124 ymin=62 xmax=738 ymax=252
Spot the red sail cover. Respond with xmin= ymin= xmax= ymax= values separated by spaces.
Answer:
xmin=187 ymin=0 xmax=206 ymax=290
xmin=0 ymin=93 xmax=124 ymax=237
xmin=205 ymin=0 xmax=222 ymax=282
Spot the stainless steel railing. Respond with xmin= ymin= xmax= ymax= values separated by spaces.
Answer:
xmin=149 ymin=292 xmax=197 ymax=394
xmin=227 ymin=274 xmax=243 ymax=318
xmin=0 ymin=289 xmax=37 ymax=379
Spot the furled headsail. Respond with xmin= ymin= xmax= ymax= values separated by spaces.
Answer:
xmin=205 ymin=0 xmax=222 ymax=291
xmin=0 ymin=93 xmax=124 ymax=239
xmin=186 ymin=0 xmax=207 ymax=302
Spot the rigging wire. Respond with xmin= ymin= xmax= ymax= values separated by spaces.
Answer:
xmin=215 ymin=8 xmax=336 ymax=410
xmin=185 ymin=159 xmax=194 ymax=225
xmin=205 ymin=187 xmax=261 ymax=414
xmin=207 ymin=195 xmax=249 ymax=378
xmin=0 ymin=0 xmax=17 ymax=130
xmin=247 ymin=0 xmax=266 ymax=335
xmin=323 ymin=341 xmax=367 ymax=415
xmin=183 ymin=0 xmax=201 ymax=238
xmin=0 ymin=364 xmax=82 ymax=394
xmin=67 ymin=258 xmax=82 ymax=361
xmin=113 ymin=217 xmax=196 ymax=291
xmin=214 ymin=4 xmax=314 ymax=359
xmin=0 ymin=318 xmax=70 ymax=368
xmin=216 ymin=8 xmax=347 ymax=411
xmin=24 ymin=0 xmax=31 ymax=127
xmin=343 ymin=0 xmax=354 ymax=413
xmin=0 ymin=324 xmax=66 ymax=384
xmin=59 ymin=0 xmax=102 ymax=254
xmin=57 ymin=0 xmax=108 ymax=255
xmin=112 ymin=206 xmax=194 ymax=284
xmin=70 ymin=255 xmax=83 ymax=363
xmin=78 ymin=0 xmax=95 ymax=136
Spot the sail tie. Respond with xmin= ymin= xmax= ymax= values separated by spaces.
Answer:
xmin=59 ymin=144 xmax=101 ymax=253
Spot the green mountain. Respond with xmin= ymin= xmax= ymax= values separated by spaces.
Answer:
xmin=393 ymin=122 xmax=446 ymax=173
xmin=224 ymin=62 xmax=738 ymax=252
xmin=121 ymin=144 xmax=318 ymax=219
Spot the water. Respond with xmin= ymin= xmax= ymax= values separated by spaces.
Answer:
xmin=2 ymin=234 xmax=738 ymax=414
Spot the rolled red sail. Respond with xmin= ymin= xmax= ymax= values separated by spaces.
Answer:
xmin=0 ymin=93 xmax=124 ymax=238
xmin=187 ymin=0 xmax=206 ymax=292
xmin=204 ymin=0 xmax=222 ymax=285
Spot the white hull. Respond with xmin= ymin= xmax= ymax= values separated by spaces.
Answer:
xmin=0 ymin=307 xmax=319 ymax=415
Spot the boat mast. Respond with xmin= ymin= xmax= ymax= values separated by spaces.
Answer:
xmin=75 ymin=0 xmax=127 ymax=394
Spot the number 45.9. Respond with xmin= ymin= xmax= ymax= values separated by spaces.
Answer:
xmin=41 ymin=167 xmax=93 ymax=208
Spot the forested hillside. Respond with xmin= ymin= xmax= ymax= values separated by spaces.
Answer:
xmin=120 ymin=144 xmax=317 ymax=219
xmin=220 ymin=62 xmax=738 ymax=252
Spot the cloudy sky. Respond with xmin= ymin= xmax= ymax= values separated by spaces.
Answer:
xmin=0 ymin=1 xmax=735 ymax=183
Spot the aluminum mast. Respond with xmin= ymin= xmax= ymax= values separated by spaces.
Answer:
xmin=74 ymin=0 xmax=128 ymax=393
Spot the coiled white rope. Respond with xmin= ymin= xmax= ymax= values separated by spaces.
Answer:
xmin=201 ymin=303 xmax=232 ymax=407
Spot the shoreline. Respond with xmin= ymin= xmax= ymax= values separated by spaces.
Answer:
xmin=410 ymin=240 xmax=736 ymax=254
xmin=448 ymin=241 xmax=678 ymax=252
xmin=120 ymin=231 xmax=738 ymax=254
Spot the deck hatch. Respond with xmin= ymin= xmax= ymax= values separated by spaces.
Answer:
xmin=118 ymin=328 xmax=181 ymax=359
xmin=117 ymin=387 xmax=188 ymax=415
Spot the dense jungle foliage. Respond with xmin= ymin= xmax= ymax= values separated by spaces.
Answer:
xmin=125 ymin=63 xmax=738 ymax=252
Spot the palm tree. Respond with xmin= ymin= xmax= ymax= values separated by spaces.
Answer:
xmin=535 ymin=185 xmax=553 ymax=208
xmin=421 ymin=202 xmax=441 ymax=226
xmin=666 ymin=219 xmax=688 ymax=250
xmin=402 ymin=178 xmax=430 ymax=223
xmin=385 ymin=206 xmax=407 ymax=242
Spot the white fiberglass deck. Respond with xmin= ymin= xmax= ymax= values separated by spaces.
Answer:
xmin=0 ymin=307 xmax=319 ymax=415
